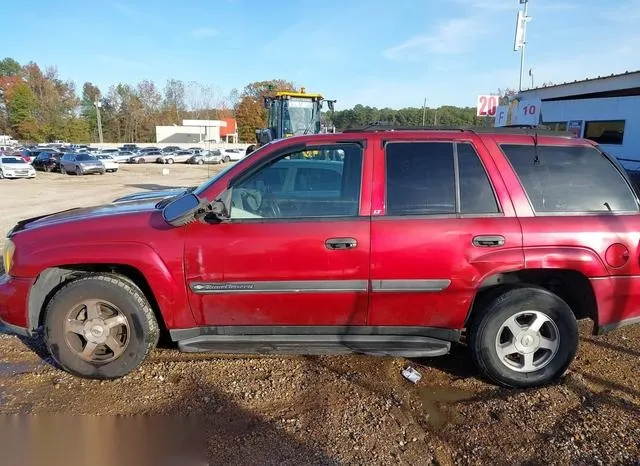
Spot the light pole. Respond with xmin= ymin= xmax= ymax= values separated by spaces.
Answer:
xmin=514 ymin=0 xmax=531 ymax=92
xmin=94 ymin=100 xmax=103 ymax=144
xmin=421 ymin=97 xmax=427 ymax=126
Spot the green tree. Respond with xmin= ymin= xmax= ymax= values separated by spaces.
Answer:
xmin=0 ymin=57 xmax=22 ymax=77
xmin=5 ymin=82 xmax=40 ymax=140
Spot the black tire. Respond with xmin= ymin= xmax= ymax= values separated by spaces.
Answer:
xmin=166 ymin=158 xmax=174 ymax=165
xmin=60 ymin=165 xmax=67 ymax=175
xmin=44 ymin=274 xmax=159 ymax=380
xmin=469 ymin=287 xmax=578 ymax=388
xmin=137 ymin=158 xmax=145 ymax=164
xmin=0 ymin=169 xmax=4 ymax=179
xmin=75 ymin=166 xmax=83 ymax=176
xmin=223 ymin=155 xmax=230 ymax=163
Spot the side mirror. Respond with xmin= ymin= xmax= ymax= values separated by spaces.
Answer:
xmin=327 ymin=101 xmax=335 ymax=112
xmin=162 ymin=193 xmax=202 ymax=227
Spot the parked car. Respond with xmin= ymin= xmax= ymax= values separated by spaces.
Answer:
xmin=111 ymin=151 xmax=135 ymax=163
xmin=4 ymin=128 xmax=640 ymax=388
xmin=129 ymin=151 xmax=163 ymax=164
xmin=0 ymin=155 xmax=36 ymax=179
xmin=222 ymin=148 xmax=246 ymax=163
xmin=32 ymin=152 xmax=61 ymax=172
xmin=96 ymin=154 xmax=119 ymax=172
xmin=59 ymin=153 xmax=105 ymax=175
xmin=157 ymin=150 xmax=194 ymax=164
xmin=162 ymin=146 xmax=181 ymax=153
xmin=119 ymin=144 xmax=139 ymax=152
xmin=187 ymin=149 xmax=223 ymax=165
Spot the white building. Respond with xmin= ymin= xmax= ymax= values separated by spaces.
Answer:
xmin=517 ymin=70 xmax=640 ymax=169
xmin=155 ymin=119 xmax=238 ymax=144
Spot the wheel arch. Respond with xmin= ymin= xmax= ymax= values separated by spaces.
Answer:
xmin=465 ymin=268 xmax=598 ymax=334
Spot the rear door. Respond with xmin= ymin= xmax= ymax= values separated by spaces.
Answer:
xmin=368 ymin=135 xmax=524 ymax=330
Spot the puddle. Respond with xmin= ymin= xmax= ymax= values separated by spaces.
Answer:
xmin=0 ymin=362 xmax=42 ymax=377
xmin=415 ymin=386 xmax=475 ymax=429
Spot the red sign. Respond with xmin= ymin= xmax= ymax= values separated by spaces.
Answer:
xmin=476 ymin=95 xmax=500 ymax=117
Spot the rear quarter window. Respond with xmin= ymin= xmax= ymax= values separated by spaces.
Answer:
xmin=501 ymin=144 xmax=638 ymax=213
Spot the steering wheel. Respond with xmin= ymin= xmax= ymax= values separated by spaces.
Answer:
xmin=260 ymin=193 xmax=282 ymax=218
xmin=239 ymin=190 xmax=262 ymax=213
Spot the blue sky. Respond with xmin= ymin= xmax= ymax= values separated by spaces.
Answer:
xmin=2 ymin=0 xmax=640 ymax=109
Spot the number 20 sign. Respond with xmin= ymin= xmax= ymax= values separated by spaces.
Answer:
xmin=476 ymin=95 xmax=500 ymax=117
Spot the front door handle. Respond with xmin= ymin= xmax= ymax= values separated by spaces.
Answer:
xmin=325 ymin=237 xmax=358 ymax=250
xmin=472 ymin=235 xmax=505 ymax=247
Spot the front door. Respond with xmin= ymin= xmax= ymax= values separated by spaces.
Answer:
xmin=185 ymin=142 xmax=372 ymax=327
xmin=369 ymin=138 xmax=524 ymax=330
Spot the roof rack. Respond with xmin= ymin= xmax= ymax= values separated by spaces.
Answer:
xmin=341 ymin=122 xmax=573 ymax=137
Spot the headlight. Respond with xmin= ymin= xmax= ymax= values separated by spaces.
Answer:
xmin=2 ymin=239 xmax=15 ymax=275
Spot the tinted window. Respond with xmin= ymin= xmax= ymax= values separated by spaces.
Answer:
xmin=1 ymin=157 xmax=24 ymax=164
xmin=76 ymin=154 xmax=96 ymax=161
xmin=230 ymin=144 xmax=362 ymax=219
xmin=584 ymin=120 xmax=625 ymax=145
xmin=385 ymin=142 xmax=455 ymax=215
xmin=458 ymin=143 xmax=500 ymax=214
xmin=294 ymin=167 xmax=341 ymax=191
xmin=502 ymin=144 xmax=637 ymax=213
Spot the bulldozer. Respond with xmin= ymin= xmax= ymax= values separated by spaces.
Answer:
xmin=245 ymin=87 xmax=336 ymax=155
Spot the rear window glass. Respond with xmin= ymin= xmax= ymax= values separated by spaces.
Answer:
xmin=501 ymin=144 xmax=637 ymax=213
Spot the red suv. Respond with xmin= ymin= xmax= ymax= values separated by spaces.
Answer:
xmin=2 ymin=127 xmax=639 ymax=387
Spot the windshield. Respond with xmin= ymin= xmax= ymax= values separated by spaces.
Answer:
xmin=1 ymin=157 xmax=25 ymax=164
xmin=283 ymin=98 xmax=318 ymax=135
xmin=77 ymin=154 xmax=96 ymax=161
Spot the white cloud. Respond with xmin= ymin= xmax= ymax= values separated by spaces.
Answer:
xmin=384 ymin=16 xmax=488 ymax=61
xmin=191 ymin=27 xmax=219 ymax=39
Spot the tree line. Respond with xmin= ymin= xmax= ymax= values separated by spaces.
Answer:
xmin=0 ymin=56 xmax=498 ymax=144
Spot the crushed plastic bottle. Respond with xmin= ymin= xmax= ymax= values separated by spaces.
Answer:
xmin=401 ymin=366 xmax=422 ymax=384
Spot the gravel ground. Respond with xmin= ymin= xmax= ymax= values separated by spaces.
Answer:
xmin=0 ymin=165 xmax=639 ymax=465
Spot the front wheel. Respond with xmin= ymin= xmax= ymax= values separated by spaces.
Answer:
xmin=44 ymin=274 xmax=159 ymax=379
xmin=60 ymin=165 xmax=67 ymax=175
xmin=469 ymin=287 xmax=578 ymax=388
xmin=197 ymin=159 xmax=204 ymax=165
xmin=223 ymin=155 xmax=230 ymax=163
xmin=166 ymin=158 xmax=174 ymax=165
xmin=75 ymin=166 xmax=83 ymax=176
xmin=137 ymin=158 xmax=145 ymax=164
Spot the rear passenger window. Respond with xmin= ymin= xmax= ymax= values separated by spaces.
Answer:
xmin=458 ymin=143 xmax=500 ymax=214
xmin=502 ymin=144 xmax=638 ymax=213
xmin=386 ymin=142 xmax=456 ymax=215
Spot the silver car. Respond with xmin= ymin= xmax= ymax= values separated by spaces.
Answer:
xmin=59 ymin=153 xmax=105 ymax=176
xmin=157 ymin=150 xmax=194 ymax=164
xmin=187 ymin=149 xmax=223 ymax=165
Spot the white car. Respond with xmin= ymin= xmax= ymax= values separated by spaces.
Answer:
xmin=0 ymin=156 xmax=36 ymax=179
xmin=96 ymin=154 xmax=119 ymax=172
xmin=222 ymin=148 xmax=247 ymax=163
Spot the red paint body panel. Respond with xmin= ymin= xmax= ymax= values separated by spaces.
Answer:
xmin=1 ymin=130 xmax=640 ymax=337
xmin=0 ymin=275 xmax=31 ymax=328
xmin=591 ymin=277 xmax=640 ymax=327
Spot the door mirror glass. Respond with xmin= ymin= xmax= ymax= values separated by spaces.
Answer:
xmin=162 ymin=193 xmax=201 ymax=227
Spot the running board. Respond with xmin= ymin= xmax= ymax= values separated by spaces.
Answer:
xmin=177 ymin=334 xmax=450 ymax=358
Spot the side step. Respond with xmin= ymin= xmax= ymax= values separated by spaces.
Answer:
xmin=177 ymin=334 xmax=450 ymax=358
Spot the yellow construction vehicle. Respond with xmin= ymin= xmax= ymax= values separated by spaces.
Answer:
xmin=246 ymin=87 xmax=336 ymax=155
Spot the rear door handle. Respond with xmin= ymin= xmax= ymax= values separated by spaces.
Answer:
xmin=472 ymin=235 xmax=505 ymax=247
xmin=325 ymin=237 xmax=358 ymax=250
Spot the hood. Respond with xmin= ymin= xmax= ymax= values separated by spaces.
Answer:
xmin=10 ymin=199 xmax=160 ymax=234
xmin=113 ymin=187 xmax=192 ymax=203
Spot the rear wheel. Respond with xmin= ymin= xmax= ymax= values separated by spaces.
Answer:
xmin=44 ymin=274 xmax=159 ymax=379
xmin=75 ymin=166 xmax=83 ymax=176
xmin=197 ymin=159 xmax=204 ymax=165
xmin=469 ymin=287 xmax=578 ymax=388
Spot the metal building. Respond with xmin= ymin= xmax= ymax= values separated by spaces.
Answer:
xmin=517 ymin=71 xmax=640 ymax=168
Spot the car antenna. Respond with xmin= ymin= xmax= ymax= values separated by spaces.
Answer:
xmin=532 ymin=124 xmax=540 ymax=166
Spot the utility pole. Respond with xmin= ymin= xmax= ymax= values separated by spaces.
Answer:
xmin=433 ymin=107 xmax=438 ymax=126
xmin=421 ymin=97 xmax=427 ymax=126
xmin=514 ymin=0 xmax=531 ymax=92
xmin=94 ymin=100 xmax=104 ymax=144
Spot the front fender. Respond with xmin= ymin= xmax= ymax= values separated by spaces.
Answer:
xmin=15 ymin=242 xmax=194 ymax=330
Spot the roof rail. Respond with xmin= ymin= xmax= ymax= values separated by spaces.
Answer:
xmin=340 ymin=122 xmax=573 ymax=137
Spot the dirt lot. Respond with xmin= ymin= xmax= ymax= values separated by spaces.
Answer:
xmin=0 ymin=165 xmax=639 ymax=465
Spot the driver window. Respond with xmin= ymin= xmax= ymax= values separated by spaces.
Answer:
xmin=230 ymin=144 xmax=363 ymax=220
